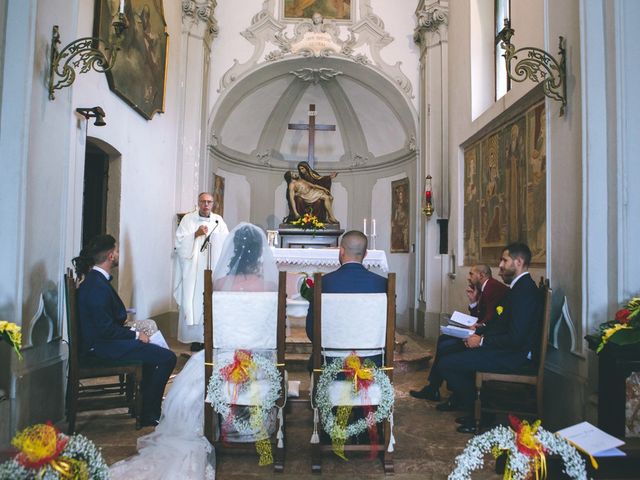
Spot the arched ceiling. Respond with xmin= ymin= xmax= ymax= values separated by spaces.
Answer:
xmin=210 ymin=57 xmax=416 ymax=172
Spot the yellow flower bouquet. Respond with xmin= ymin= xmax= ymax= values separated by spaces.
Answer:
xmin=595 ymin=296 xmax=640 ymax=353
xmin=0 ymin=320 xmax=22 ymax=359
xmin=291 ymin=212 xmax=325 ymax=231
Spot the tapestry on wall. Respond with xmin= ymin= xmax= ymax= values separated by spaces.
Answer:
xmin=464 ymin=101 xmax=546 ymax=266
xmin=391 ymin=178 xmax=410 ymax=253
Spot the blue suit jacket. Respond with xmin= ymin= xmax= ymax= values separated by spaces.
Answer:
xmin=478 ymin=273 xmax=542 ymax=356
xmin=77 ymin=269 xmax=138 ymax=358
xmin=305 ymin=262 xmax=387 ymax=341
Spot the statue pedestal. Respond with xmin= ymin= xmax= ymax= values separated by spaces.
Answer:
xmin=278 ymin=225 xmax=344 ymax=248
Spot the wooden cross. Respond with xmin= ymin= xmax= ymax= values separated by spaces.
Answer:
xmin=287 ymin=104 xmax=336 ymax=168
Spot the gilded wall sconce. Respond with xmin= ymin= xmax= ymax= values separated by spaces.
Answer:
xmin=497 ymin=18 xmax=567 ymax=115
xmin=48 ymin=10 xmax=127 ymax=100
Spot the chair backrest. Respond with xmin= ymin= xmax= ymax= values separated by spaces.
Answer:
xmin=536 ymin=278 xmax=552 ymax=378
xmin=312 ymin=272 xmax=396 ymax=368
xmin=321 ymin=293 xmax=387 ymax=349
xmin=212 ymin=292 xmax=279 ymax=350
xmin=64 ymin=268 xmax=80 ymax=374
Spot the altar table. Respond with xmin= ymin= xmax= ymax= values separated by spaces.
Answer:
xmin=270 ymin=247 xmax=389 ymax=274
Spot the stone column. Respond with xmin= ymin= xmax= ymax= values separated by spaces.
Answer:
xmin=176 ymin=1 xmax=218 ymax=211
xmin=413 ymin=0 xmax=449 ymax=338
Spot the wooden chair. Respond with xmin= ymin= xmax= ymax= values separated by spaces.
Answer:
xmin=474 ymin=278 xmax=552 ymax=432
xmin=64 ymin=268 xmax=143 ymax=433
xmin=203 ymin=270 xmax=287 ymax=472
xmin=310 ymin=272 xmax=396 ymax=474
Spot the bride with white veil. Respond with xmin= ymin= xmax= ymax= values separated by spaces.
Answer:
xmin=109 ymin=223 xmax=279 ymax=479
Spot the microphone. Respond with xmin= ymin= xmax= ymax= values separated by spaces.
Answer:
xmin=200 ymin=220 xmax=220 ymax=252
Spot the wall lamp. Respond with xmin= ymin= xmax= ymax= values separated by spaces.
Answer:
xmin=48 ymin=10 xmax=128 ymax=100
xmin=76 ymin=106 xmax=107 ymax=127
xmin=422 ymin=175 xmax=434 ymax=218
xmin=497 ymin=18 xmax=567 ymax=116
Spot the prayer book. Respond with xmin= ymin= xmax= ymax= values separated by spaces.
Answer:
xmin=556 ymin=422 xmax=626 ymax=457
xmin=440 ymin=325 xmax=474 ymax=339
xmin=448 ymin=310 xmax=478 ymax=328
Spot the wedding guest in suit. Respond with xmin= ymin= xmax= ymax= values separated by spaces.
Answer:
xmin=410 ymin=264 xmax=508 ymax=401
xmin=434 ymin=243 xmax=542 ymax=433
xmin=73 ymin=235 xmax=177 ymax=427
xmin=305 ymin=230 xmax=387 ymax=342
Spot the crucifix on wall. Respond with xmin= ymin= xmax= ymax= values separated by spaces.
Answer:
xmin=288 ymin=104 xmax=336 ymax=168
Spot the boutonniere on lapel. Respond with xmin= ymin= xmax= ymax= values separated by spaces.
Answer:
xmin=496 ymin=305 xmax=504 ymax=316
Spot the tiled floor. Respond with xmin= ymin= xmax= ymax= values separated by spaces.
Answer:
xmin=59 ymin=332 xmax=503 ymax=479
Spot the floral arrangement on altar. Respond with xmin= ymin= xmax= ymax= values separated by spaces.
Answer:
xmin=290 ymin=212 xmax=325 ymax=231
xmin=0 ymin=422 xmax=109 ymax=480
xmin=299 ymin=274 xmax=314 ymax=302
xmin=448 ymin=415 xmax=587 ymax=480
xmin=206 ymin=349 xmax=282 ymax=466
xmin=596 ymin=296 xmax=640 ymax=353
xmin=315 ymin=353 xmax=394 ymax=458
xmin=0 ymin=320 xmax=22 ymax=359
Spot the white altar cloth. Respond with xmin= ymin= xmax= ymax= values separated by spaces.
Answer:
xmin=271 ymin=247 xmax=389 ymax=273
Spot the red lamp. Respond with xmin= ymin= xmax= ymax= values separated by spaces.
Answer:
xmin=423 ymin=175 xmax=434 ymax=218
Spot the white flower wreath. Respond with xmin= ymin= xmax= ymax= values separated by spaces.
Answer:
xmin=205 ymin=351 xmax=282 ymax=435
xmin=0 ymin=433 xmax=109 ymax=480
xmin=448 ymin=424 xmax=588 ymax=480
xmin=315 ymin=357 xmax=394 ymax=440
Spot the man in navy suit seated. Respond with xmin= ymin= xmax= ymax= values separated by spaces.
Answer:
xmin=73 ymin=235 xmax=177 ymax=427
xmin=305 ymin=230 xmax=387 ymax=343
xmin=410 ymin=263 xmax=509 ymax=402
xmin=434 ymin=242 xmax=542 ymax=433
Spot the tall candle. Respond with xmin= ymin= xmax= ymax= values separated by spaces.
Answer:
xmin=372 ymin=219 xmax=376 ymax=236
xmin=119 ymin=0 xmax=125 ymax=14
xmin=363 ymin=218 xmax=367 ymax=235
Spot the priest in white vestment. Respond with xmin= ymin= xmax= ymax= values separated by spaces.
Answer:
xmin=174 ymin=192 xmax=229 ymax=346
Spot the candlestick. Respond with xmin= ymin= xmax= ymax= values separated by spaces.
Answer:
xmin=372 ymin=219 xmax=376 ymax=236
xmin=119 ymin=0 xmax=125 ymax=14
xmin=363 ymin=218 xmax=367 ymax=235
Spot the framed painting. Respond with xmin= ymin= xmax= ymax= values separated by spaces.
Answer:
xmin=282 ymin=0 xmax=353 ymax=21
xmin=95 ymin=0 xmax=168 ymax=120
xmin=390 ymin=178 xmax=410 ymax=253
xmin=212 ymin=174 xmax=225 ymax=217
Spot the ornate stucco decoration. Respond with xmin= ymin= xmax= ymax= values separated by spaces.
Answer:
xmin=218 ymin=0 xmax=413 ymax=99
xmin=406 ymin=135 xmax=416 ymax=152
xmin=550 ymin=296 xmax=582 ymax=357
xmin=182 ymin=0 xmax=219 ymax=40
xmin=289 ymin=67 xmax=343 ymax=83
xmin=350 ymin=154 xmax=368 ymax=168
xmin=256 ymin=150 xmax=273 ymax=167
xmin=413 ymin=0 xmax=448 ymax=49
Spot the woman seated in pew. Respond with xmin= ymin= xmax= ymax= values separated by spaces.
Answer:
xmin=110 ymin=223 xmax=279 ymax=479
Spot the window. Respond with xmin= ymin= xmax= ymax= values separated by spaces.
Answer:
xmin=495 ymin=0 xmax=510 ymax=99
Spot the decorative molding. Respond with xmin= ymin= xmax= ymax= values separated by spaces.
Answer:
xmin=289 ymin=67 xmax=343 ymax=83
xmin=256 ymin=149 xmax=273 ymax=167
xmin=25 ymin=294 xmax=55 ymax=348
xmin=182 ymin=0 xmax=219 ymax=38
xmin=550 ymin=295 xmax=582 ymax=356
xmin=414 ymin=0 xmax=448 ymax=48
xmin=407 ymin=135 xmax=416 ymax=152
xmin=349 ymin=154 xmax=368 ymax=169
xmin=218 ymin=0 xmax=413 ymax=98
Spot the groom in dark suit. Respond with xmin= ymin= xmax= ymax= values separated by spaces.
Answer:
xmin=305 ymin=230 xmax=387 ymax=342
xmin=74 ymin=235 xmax=177 ymax=426
xmin=435 ymin=242 xmax=542 ymax=433
xmin=410 ymin=264 xmax=508 ymax=401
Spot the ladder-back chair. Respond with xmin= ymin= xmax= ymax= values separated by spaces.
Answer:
xmin=203 ymin=270 xmax=287 ymax=472
xmin=64 ymin=268 xmax=143 ymax=433
xmin=474 ymin=278 xmax=552 ymax=432
xmin=310 ymin=272 xmax=396 ymax=474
